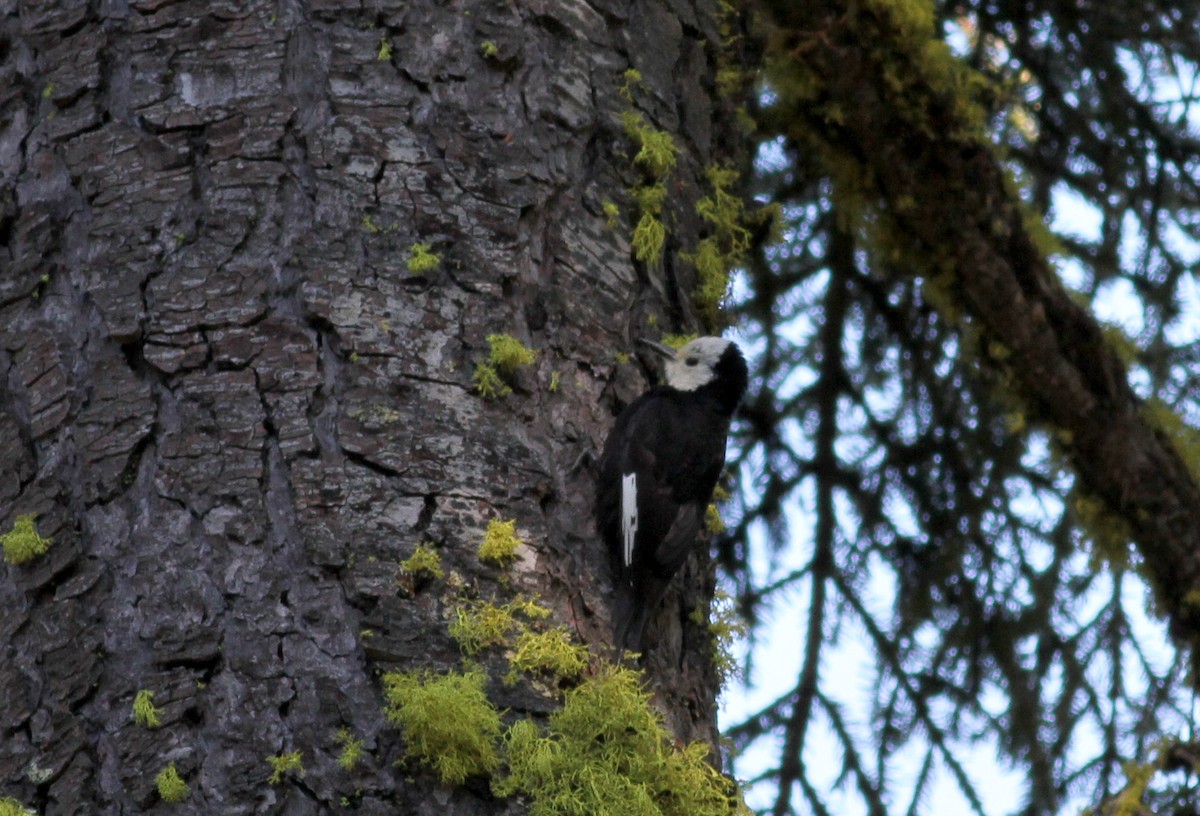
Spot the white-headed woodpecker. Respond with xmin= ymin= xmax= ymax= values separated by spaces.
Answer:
xmin=595 ymin=336 xmax=748 ymax=655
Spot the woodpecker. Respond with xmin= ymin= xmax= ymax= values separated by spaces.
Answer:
xmin=595 ymin=336 xmax=748 ymax=655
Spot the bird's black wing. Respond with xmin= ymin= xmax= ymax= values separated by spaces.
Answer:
xmin=597 ymin=389 xmax=729 ymax=569
xmin=596 ymin=389 xmax=730 ymax=650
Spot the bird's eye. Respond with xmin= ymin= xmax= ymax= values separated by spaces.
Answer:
xmin=685 ymin=357 xmax=698 ymax=367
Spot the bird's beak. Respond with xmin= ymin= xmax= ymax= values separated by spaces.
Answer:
xmin=637 ymin=338 xmax=678 ymax=360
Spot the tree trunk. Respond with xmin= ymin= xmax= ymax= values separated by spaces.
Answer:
xmin=0 ymin=0 xmax=743 ymax=812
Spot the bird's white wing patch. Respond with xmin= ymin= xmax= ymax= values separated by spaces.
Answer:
xmin=621 ymin=472 xmax=638 ymax=567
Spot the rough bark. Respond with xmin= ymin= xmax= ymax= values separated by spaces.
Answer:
xmin=0 ymin=0 xmax=740 ymax=812
xmin=761 ymin=0 xmax=1200 ymax=656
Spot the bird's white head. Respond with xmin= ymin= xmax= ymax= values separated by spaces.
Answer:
xmin=640 ymin=336 xmax=743 ymax=392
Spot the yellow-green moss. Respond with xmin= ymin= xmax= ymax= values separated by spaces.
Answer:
xmin=362 ymin=213 xmax=386 ymax=234
xmin=478 ymin=518 xmax=523 ymax=565
xmin=2 ymin=514 xmax=51 ymax=565
xmin=406 ymin=243 xmax=441 ymax=275
xmin=1072 ymin=490 xmax=1134 ymax=569
xmin=132 ymin=689 xmax=163 ymax=729
xmin=377 ymin=35 xmax=393 ymax=61
xmin=267 ymin=751 xmax=305 ymax=784
xmin=494 ymin=664 xmax=748 ymax=816
xmin=449 ymin=597 xmax=551 ymax=655
xmin=1107 ymin=760 xmax=1155 ymax=816
xmin=399 ymin=543 xmax=444 ymax=580
xmin=474 ymin=365 xmax=511 ymax=400
xmin=480 ymin=40 xmax=499 ymax=58
xmin=155 ymin=763 xmax=190 ymax=804
xmin=336 ymin=728 xmax=365 ymax=771
xmin=548 ymin=370 xmax=561 ymax=393
xmin=382 ymin=668 xmax=502 ymax=785
xmin=601 ymin=199 xmax=621 ymax=228
xmin=1142 ymin=398 xmax=1200 ymax=484
xmin=509 ymin=627 xmax=589 ymax=681
xmin=705 ymin=484 xmax=732 ymax=534
xmin=704 ymin=503 xmax=726 ymax=535
xmin=488 ymin=335 xmax=537 ymax=373
xmin=707 ymin=590 xmax=747 ymax=687
xmin=660 ymin=333 xmax=697 ymax=349
xmin=621 ymin=110 xmax=679 ymax=178
xmin=619 ymin=68 xmax=643 ymax=102
xmin=0 ymin=798 xmax=35 ymax=816
xmin=631 ymin=183 xmax=668 ymax=264
xmin=474 ymin=335 xmax=537 ymax=399
xmin=683 ymin=166 xmax=755 ymax=323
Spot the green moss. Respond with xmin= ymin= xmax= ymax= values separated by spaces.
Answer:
xmin=601 ymin=200 xmax=621 ymax=228
xmin=267 ymin=750 xmax=305 ymax=784
xmin=407 ymin=243 xmax=441 ymax=275
xmin=1072 ymin=490 xmax=1134 ymax=569
xmin=449 ymin=596 xmax=551 ymax=655
xmin=377 ymin=35 xmax=393 ymax=61
xmin=336 ymin=728 xmax=365 ymax=771
xmin=488 ymin=334 xmax=537 ymax=373
xmin=132 ymin=689 xmax=163 ymax=729
xmin=478 ymin=518 xmax=523 ymax=565
xmin=706 ymin=590 xmax=746 ymax=687
xmin=480 ymin=40 xmax=499 ymax=58
xmin=621 ymin=110 xmax=678 ymax=178
xmin=474 ymin=364 xmax=511 ymax=399
xmin=474 ymin=335 xmax=537 ymax=399
xmin=494 ymin=664 xmax=747 ymax=816
xmin=0 ymin=798 xmax=35 ymax=816
xmin=659 ymin=333 xmax=697 ymax=349
xmin=362 ymin=213 xmax=386 ymax=234
xmin=704 ymin=503 xmax=726 ymax=535
xmin=631 ymin=183 xmax=668 ymax=264
xmin=382 ymin=668 xmax=502 ymax=785
xmin=399 ymin=543 xmax=444 ymax=580
xmin=548 ymin=370 xmax=561 ymax=393
xmin=1142 ymin=398 xmax=1200 ymax=484
xmin=509 ymin=627 xmax=589 ymax=681
xmin=705 ymin=484 xmax=732 ymax=534
xmin=155 ymin=763 xmax=190 ymax=804
xmin=683 ymin=166 xmax=755 ymax=323
xmin=619 ymin=68 xmax=643 ymax=102
xmin=1109 ymin=760 xmax=1155 ymax=816
xmin=2 ymin=514 xmax=51 ymax=565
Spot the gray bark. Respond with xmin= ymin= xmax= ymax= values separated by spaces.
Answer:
xmin=1 ymin=0 xmax=741 ymax=813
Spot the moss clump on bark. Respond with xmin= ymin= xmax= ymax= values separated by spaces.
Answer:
xmin=133 ymin=689 xmax=163 ymax=728
xmin=266 ymin=751 xmax=304 ymax=784
xmin=0 ymin=798 xmax=35 ymax=816
xmin=494 ymin=664 xmax=749 ymax=816
xmin=382 ymin=668 xmax=502 ymax=785
xmin=335 ymin=728 xmax=365 ymax=771
xmin=399 ymin=543 xmax=444 ymax=580
xmin=155 ymin=763 xmax=190 ymax=804
xmin=2 ymin=514 xmax=51 ymax=565
xmin=509 ymin=628 xmax=590 ymax=682
xmin=474 ymin=335 xmax=537 ymax=399
xmin=406 ymin=243 xmax=441 ymax=275
xmin=478 ymin=518 xmax=523 ymax=565
xmin=449 ymin=597 xmax=550 ymax=655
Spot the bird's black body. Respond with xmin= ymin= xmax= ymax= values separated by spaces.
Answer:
xmin=595 ymin=337 xmax=748 ymax=655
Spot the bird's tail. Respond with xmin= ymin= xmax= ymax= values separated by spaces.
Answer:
xmin=611 ymin=574 xmax=668 ymax=659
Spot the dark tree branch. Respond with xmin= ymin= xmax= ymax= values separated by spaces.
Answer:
xmin=759 ymin=0 xmax=1200 ymax=666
